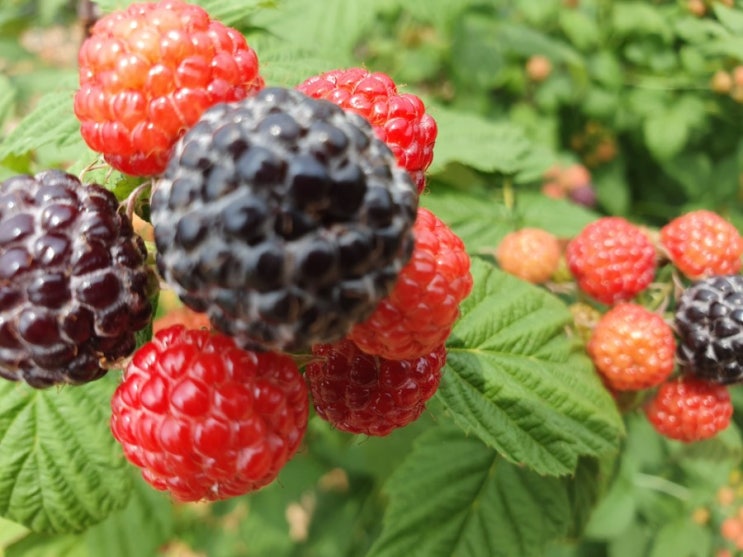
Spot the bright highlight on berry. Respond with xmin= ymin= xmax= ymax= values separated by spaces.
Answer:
xmin=151 ymin=87 xmax=418 ymax=353
xmin=298 ymin=67 xmax=437 ymax=194
xmin=110 ymin=325 xmax=309 ymax=502
xmin=306 ymin=339 xmax=446 ymax=436
xmin=0 ymin=170 xmax=156 ymax=388
xmin=74 ymin=0 xmax=264 ymax=176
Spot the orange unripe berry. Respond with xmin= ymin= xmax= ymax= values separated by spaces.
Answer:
xmin=711 ymin=70 xmax=733 ymax=94
xmin=688 ymin=0 xmax=707 ymax=16
xmin=526 ymin=55 xmax=552 ymax=82
xmin=721 ymin=517 xmax=742 ymax=541
xmin=541 ymin=181 xmax=565 ymax=199
xmin=496 ymin=228 xmax=561 ymax=284
xmin=718 ymin=486 xmax=737 ymax=506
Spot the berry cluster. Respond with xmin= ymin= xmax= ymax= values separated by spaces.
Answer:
xmin=0 ymin=1 xmax=469 ymax=504
xmin=494 ymin=207 xmax=742 ymax=443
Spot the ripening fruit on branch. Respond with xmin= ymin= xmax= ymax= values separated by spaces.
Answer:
xmin=526 ymin=55 xmax=552 ymax=82
xmin=587 ymin=303 xmax=676 ymax=391
xmin=110 ymin=325 xmax=309 ymax=502
xmin=711 ymin=70 xmax=733 ymax=94
xmin=74 ymin=0 xmax=264 ymax=176
xmin=496 ymin=228 xmax=561 ymax=285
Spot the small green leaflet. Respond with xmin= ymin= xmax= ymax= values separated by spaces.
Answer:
xmin=366 ymin=423 xmax=588 ymax=557
xmin=0 ymin=90 xmax=81 ymax=161
xmin=427 ymin=107 xmax=532 ymax=175
xmin=438 ymin=258 xmax=624 ymax=476
xmin=0 ymin=377 xmax=131 ymax=534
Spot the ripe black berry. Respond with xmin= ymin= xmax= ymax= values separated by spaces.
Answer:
xmin=0 ymin=170 xmax=156 ymax=388
xmin=152 ymin=87 xmax=417 ymax=352
xmin=675 ymin=274 xmax=743 ymax=384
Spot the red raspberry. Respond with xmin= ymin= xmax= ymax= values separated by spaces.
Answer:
xmin=566 ymin=217 xmax=657 ymax=305
xmin=306 ymin=339 xmax=446 ymax=436
xmin=298 ymin=67 xmax=437 ymax=194
xmin=110 ymin=325 xmax=308 ymax=502
xmin=496 ymin=228 xmax=561 ymax=284
xmin=587 ymin=303 xmax=676 ymax=391
xmin=349 ymin=208 xmax=472 ymax=360
xmin=74 ymin=0 xmax=264 ymax=176
xmin=660 ymin=209 xmax=743 ymax=279
xmin=644 ymin=376 xmax=733 ymax=442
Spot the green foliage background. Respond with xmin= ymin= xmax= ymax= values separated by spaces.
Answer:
xmin=0 ymin=0 xmax=742 ymax=556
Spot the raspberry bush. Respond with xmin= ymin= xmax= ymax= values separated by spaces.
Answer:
xmin=1 ymin=1 xmax=743 ymax=557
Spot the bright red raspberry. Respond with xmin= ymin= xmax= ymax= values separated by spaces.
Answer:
xmin=110 ymin=325 xmax=308 ymax=502
xmin=306 ymin=339 xmax=446 ymax=436
xmin=496 ymin=228 xmax=561 ymax=284
xmin=660 ymin=209 xmax=743 ymax=279
xmin=74 ymin=0 xmax=264 ymax=176
xmin=645 ymin=376 xmax=732 ymax=442
xmin=298 ymin=67 xmax=437 ymax=194
xmin=566 ymin=217 xmax=657 ymax=305
xmin=587 ymin=303 xmax=676 ymax=391
xmin=349 ymin=208 xmax=472 ymax=360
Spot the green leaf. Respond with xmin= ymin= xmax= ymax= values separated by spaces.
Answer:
xmin=428 ymin=106 xmax=532 ymax=175
xmin=0 ymin=378 xmax=131 ymax=534
xmin=648 ymin=518 xmax=711 ymax=557
xmin=0 ymin=517 xmax=28 ymax=549
xmin=0 ymin=90 xmax=81 ymax=160
xmin=84 ymin=473 xmax=172 ymax=557
xmin=712 ymin=3 xmax=743 ymax=34
xmin=249 ymin=36 xmax=340 ymax=87
xmin=438 ymin=259 xmax=624 ymax=476
xmin=643 ymin=97 xmax=705 ymax=161
xmin=559 ymin=10 xmax=600 ymax=51
xmin=4 ymin=534 xmax=86 ymax=557
xmin=367 ymin=423 xmax=573 ymax=557
xmin=583 ymin=475 xmax=636 ymax=540
xmin=612 ymin=3 xmax=673 ymax=41
xmin=0 ymin=74 xmax=16 ymax=130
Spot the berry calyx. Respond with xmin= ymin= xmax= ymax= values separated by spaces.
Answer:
xmin=349 ymin=207 xmax=472 ymax=360
xmin=0 ymin=170 xmax=156 ymax=388
xmin=675 ymin=274 xmax=743 ymax=384
xmin=74 ymin=0 xmax=264 ymax=176
xmin=110 ymin=325 xmax=309 ymax=502
xmin=496 ymin=227 xmax=561 ymax=284
xmin=566 ymin=217 xmax=657 ymax=305
xmin=645 ymin=376 xmax=732 ymax=442
xmin=151 ymin=87 xmax=418 ymax=353
xmin=306 ymin=339 xmax=446 ymax=436
xmin=587 ymin=303 xmax=676 ymax=391
xmin=298 ymin=67 xmax=437 ymax=194
xmin=660 ymin=209 xmax=743 ymax=280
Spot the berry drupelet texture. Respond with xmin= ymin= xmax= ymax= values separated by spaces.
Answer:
xmin=151 ymin=87 xmax=418 ymax=353
xmin=566 ymin=217 xmax=657 ymax=305
xmin=0 ymin=170 xmax=156 ymax=388
xmin=645 ymin=376 xmax=732 ymax=442
xmin=675 ymin=274 xmax=743 ymax=384
xmin=496 ymin=227 xmax=561 ymax=284
xmin=298 ymin=67 xmax=437 ymax=194
xmin=349 ymin=207 xmax=472 ymax=360
xmin=306 ymin=339 xmax=446 ymax=436
xmin=110 ymin=325 xmax=308 ymax=502
xmin=74 ymin=0 xmax=264 ymax=176
xmin=660 ymin=209 xmax=743 ymax=279
xmin=587 ymin=303 xmax=676 ymax=391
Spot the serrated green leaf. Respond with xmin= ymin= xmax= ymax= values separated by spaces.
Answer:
xmin=428 ymin=106 xmax=532 ymax=175
xmin=188 ymin=0 xmax=276 ymax=27
xmin=0 ymin=75 xmax=16 ymax=130
xmin=85 ymin=473 xmax=172 ymax=557
xmin=0 ymin=379 xmax=131 ymax=534
xmin=367 ymin=423 xmax=572 ymax=557
xmin=438 ymin=259 xmax=623 ymax=476
xmin=0 ymin=90 xmax=81 ymax=160
xmin=249 ymin=36 xmax=339 ymax=87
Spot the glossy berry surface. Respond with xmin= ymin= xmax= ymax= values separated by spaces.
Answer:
xmin=496 ymin=227 xmax=561 ymax=284
xmin=110 ymin=325 xmax=308 ymax=502
xmin=587 ymin=303 xmax=676 ymax=391
xmin=0 ymin=170 xmax=155 ymax=388
xmin=566 ymin=217 xmax=657 ymax=305
xmin=306 ymin=339 xmax=446 ymax=436
xmin=151 ymin=87 xmax=418 ymax=353
xmin=645 ymin=376 xmax=732 ymax=442
xmin=660 ymin=209 xmax=743 ymax=279
xmin=298 ymin=67 xmax=437 ymax=193
xmin=74 ymin=0 xmax=263 ymax=176
xmin=675 ymin=274 xmax=743 ymax=384
xmin=349 ymin=207 xmax=472 ymax=360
